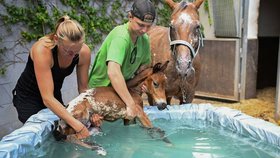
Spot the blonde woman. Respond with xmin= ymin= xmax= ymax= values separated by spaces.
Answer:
xmin=13 ymin=15 xmax=96 ymax=139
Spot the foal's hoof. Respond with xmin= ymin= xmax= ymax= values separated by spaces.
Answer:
xmin=92 ymin=145 xmax=107 ymax=156
xmin=84 ymin=141 xmax=107 ymax=156
xmin=147 ymin=127 xmax=172 ymax=145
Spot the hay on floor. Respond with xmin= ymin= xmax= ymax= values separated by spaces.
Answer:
xmin=194 ymin=87 xmax=277 ymax=125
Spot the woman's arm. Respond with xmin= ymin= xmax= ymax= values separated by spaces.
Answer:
xmin=31 ymin=41 xmax=89 ymax=139
xmin=76 ymin=43 xmax=91 ymax=93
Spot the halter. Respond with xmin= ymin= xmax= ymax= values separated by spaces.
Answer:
xmin=168 ymin=25 xmax=204 ymax=103
xmin=168 ymin=26 xmax=204 ymax=60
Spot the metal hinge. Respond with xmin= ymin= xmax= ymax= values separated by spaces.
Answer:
xmin=239 ymin=48 xmax=243 ymax=59
xmin=238 ymin=83 xmax=242 ymax=93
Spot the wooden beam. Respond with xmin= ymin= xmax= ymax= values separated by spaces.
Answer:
xmin=275 ymin=36 xmax=280 ymax=121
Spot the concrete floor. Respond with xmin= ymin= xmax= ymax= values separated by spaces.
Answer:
xmin=0 ymin=104 xmax=23 ymax=139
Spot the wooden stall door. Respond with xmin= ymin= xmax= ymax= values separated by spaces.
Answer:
xmin=195 ymin=39 xmax=240 ymax=101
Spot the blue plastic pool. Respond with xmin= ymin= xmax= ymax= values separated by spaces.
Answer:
xmin=1 ymin=104 xmax=280 ymax=158
xmin=23 ymin=119 xmax=279 ymax=158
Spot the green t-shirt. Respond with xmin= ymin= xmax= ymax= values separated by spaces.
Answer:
xmin=88 ymin=23 xmax=151 ymax=88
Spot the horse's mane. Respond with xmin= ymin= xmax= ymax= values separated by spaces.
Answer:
xmin=171 ymin=1 xmax=188 ymax=16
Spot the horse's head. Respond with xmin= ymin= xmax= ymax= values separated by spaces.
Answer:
xmin=166 ymin=0 xmax=204 ymax=77
xmin=127 ymin=61 xmax=169 ymax=110
xmin=143 ymin=61 xmax=169 ymax=110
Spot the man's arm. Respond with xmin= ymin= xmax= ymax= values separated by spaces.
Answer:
xmin=107 ymin=61 xmax=142 ymax=119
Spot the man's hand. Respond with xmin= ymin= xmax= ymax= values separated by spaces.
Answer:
xmin=141 ymin=84 xmax=148 ymax=93
xmin=126 ymin=104 xmax=142 ymax=120
xmin=90 ymin=114 xmax=103 ymax=127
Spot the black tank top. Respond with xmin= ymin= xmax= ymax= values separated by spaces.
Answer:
xmin=15 ymin=46 xmax=79 ymax=107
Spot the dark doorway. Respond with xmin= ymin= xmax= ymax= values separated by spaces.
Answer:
xmin=257 ymin=37 xmax=279 ymax=89
xmin=257 ymin=0 xmax=280 ymax=89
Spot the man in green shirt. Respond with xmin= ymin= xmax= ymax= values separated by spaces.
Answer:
xmin=88 ymin=0 xmax=155 ymax=120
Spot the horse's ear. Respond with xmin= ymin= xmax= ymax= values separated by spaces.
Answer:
xmin=193 ymin=0 xmax=204 ymax=9
xmin=160 ymin=60 xmax=169 ymax=72
xmin=165 ymin=0 xmax=177 ymax=10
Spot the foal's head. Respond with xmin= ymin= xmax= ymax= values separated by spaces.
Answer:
xmin=144 ymin=61 xmax=169 ymax=110
xmin=166 ymin=0 xmax=204 ymax=77
xmin=127 ymin=61 xmax=169 ymax=110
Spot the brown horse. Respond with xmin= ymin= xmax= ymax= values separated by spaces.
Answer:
xmin=53 ymin=61 xmax=170 ymax=155
xmin=147 ymin=0 xmax=204 ymax=105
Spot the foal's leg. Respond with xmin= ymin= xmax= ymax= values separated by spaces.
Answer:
xmin=138 ymin=112 xmax=172 ymax=145
xmin=123 ymin=118 xmax=136 ymax=126
xmin=146 ymin=127 xmax=172 ymax=145
xmin=66 ymin=135 xmax=107 ymax=156
xmin=137 ymin=111 xmax=153 ymax=128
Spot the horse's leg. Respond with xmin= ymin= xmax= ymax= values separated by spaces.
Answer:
xmin=180 ymin=90 xmax=195 ymax=104
xmin=166 ymin=97 xmax=172 ymax=105
xmin=186 ymin=89 xmax=195 ymax=103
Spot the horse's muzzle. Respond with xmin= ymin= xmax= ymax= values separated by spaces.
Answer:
xmin=176 ymin=58 xmax=195 ymax=77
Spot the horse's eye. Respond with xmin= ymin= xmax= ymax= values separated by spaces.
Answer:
xmin=153 ymin=81 xmax=159 ymax=88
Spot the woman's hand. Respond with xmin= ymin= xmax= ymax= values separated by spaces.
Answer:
xmin=90 ymin=114 xmax=103 ymax=127
xmin=75 ymin=124 xmax=90 ymax=139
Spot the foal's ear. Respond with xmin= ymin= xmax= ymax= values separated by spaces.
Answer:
xmin=193 ymin=0 xmax=204 ymax=9
xmin=153 ymin=61 xmax=169 ymax=73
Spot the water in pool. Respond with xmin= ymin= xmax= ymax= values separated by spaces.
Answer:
xmin=23 ymin=119 xmax=279 ymax=158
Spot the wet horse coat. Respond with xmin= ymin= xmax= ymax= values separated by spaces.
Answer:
xmin=54 ymin=62 xmax=170 ymax=155
xmin=147 ymin=0 xmax=204 ymax=104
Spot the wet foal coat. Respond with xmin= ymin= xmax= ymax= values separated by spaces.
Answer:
xmin=55 ymin=62 xmax=169 ymax=155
